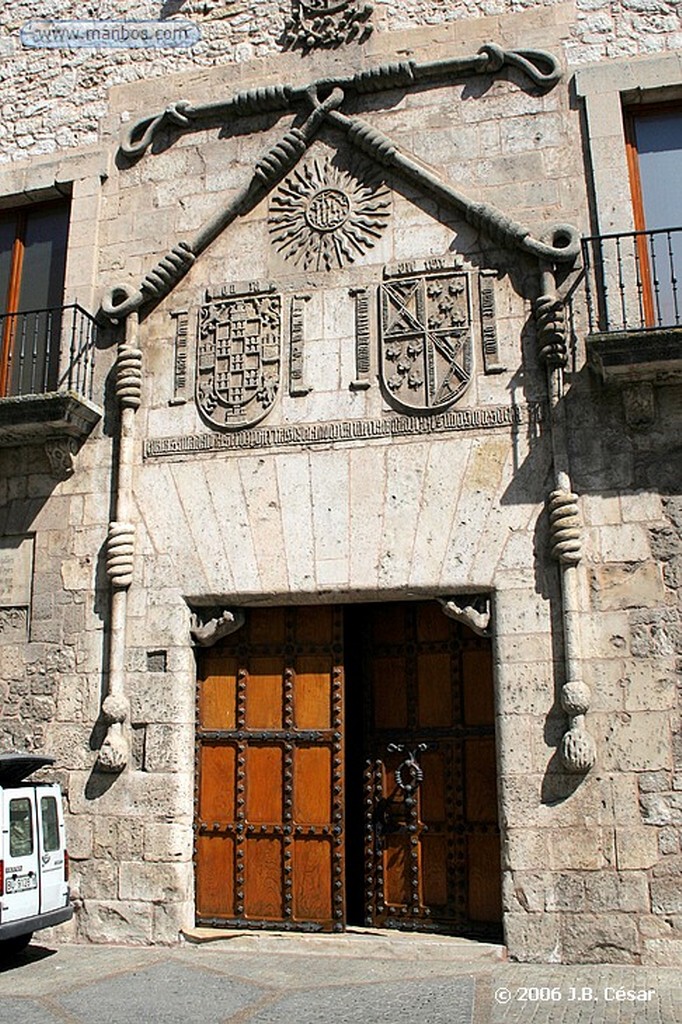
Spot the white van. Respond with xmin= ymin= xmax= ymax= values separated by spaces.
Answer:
xmin=0 ymin=752 xmax=73 ymax=956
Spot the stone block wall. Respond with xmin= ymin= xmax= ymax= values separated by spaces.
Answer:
xmin=2 ymin=2 xmax=681 ymax=163
xmin=0 ymin=2 xmax=681 ymax=962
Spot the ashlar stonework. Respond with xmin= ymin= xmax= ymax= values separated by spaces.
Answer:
xmin=0 ymin=0 xmax=681 ymax=964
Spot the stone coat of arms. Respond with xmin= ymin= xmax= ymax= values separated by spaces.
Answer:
xmin=379 ymin=272 xmax=472 ymax=414
xmin=196 ymin=291 xmax=282 ymax=430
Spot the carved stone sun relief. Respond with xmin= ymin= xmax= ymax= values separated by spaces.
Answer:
xmin=268 ymin=157 xmax=390 ymax=272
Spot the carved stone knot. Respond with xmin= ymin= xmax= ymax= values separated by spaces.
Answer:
xmin=165 ymin=100 xmax=192 ymax=127
xmin=534 ymin=291 xmax=567 ymax=367
xmin=141 ymin=240 xmax=196 ymax=301
xmin=116 ymin=345 xmax=143 ymax=409
xmin=477 ymin=43 xmax=505 ymax=73
xmin=106 ymin=521 xmax=136 ymax=589
xmin=548 ymin=489 xmax=582 ymax=564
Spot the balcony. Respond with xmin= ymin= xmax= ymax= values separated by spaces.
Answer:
xmin=0 ymin=304 xmax=102 ymax=451
xmin=582 ymin=226 xmax=682 ymax=384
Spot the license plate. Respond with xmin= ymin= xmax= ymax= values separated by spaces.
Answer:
xmin=5 ymin=874 xmax=37 ymax=893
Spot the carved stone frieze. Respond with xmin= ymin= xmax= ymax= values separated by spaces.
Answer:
xmin=196 ymin=287 xmax=282 ymax=430
xmin=282 ymin=0 xmax=373 ymax=51
xmin=269 ymin=157 xmax=390 ymax=272
xmin=0 ymin=606 xmax=28 ymax=644
xmin=379 ymin=270 xmax=472 ymax=414
xmin=144 ymin=402 xmax=537 ymax=457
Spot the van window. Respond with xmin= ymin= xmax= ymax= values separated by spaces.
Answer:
xmin=9 ymin=798 xmax=34 ymax=857
xmin=40 ymin=795 xmax=60 ymax=852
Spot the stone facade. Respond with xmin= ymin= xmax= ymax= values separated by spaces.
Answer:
xmin=0 ymin=1 xmax=681 ymax=963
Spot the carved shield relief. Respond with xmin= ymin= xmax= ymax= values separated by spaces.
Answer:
xmin=196 ymin=290 xmax=282 ymax=430
xmin=379 ymin=272 xmax=472 ymax=414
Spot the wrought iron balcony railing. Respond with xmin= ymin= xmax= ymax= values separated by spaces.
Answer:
xmin=582 ymin=226 xmax=682 ymax=335
xmin=0 ymin=303 xmax=97 ymax=401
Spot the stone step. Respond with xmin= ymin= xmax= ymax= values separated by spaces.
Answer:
xmin=182 ymin=926 xmax=507 ymax=962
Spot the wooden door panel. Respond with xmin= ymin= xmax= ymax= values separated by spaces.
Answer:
xmin=246 ymin=746 xmax=283 ymax=822
xmin=422 ymin=835 xmax=448 ymax=906
xmin=362 ymin=601 xmax=501 ymax=937
xmin=372 ymin=656 xmax=408 ymax=728
xmin=464 ymin=737 xmax=498 ymax=823
xmin=196 ymin=606 xmax=344 ymax=932
xmin=245 ymin=658 xmax=283 ymax=729
xmin=195 ymin=834 xmax=234 ymax=918
xmin=199 ymin=745 xmax=236 ymax=822
xmin=249 ymin=606 xmax=286 ymax=643
xmin=295 ymin=605 xmax=334 ymax=644
xmin=417 ymin=651 xmax=453 ymax=727
xmin=244 ymin=837 xmax=283 ymax=919
xmin=384 ymin=838 xmax=411 ymax=906
xmin=467 ymin=833 xmax=502 ymax=922
xmin=199 ymin=656 xmax=237 ymax=730
xmin=462 ymin=648 xmax=494 ymax=726
xmin=420 ymin=751 xmax=446 ymax=823
xmin=293 ymin=839 xmax=333 ymax=920
xmin=293 ymin=746 xmax=331 ymax=823
xmin=294 ymin=656 xmax=332 ymax=729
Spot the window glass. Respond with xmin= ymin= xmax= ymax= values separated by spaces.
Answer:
xmin=631 ymin=110 xmax=682 ymax=230
xmin=40 ymin=795 xmax=60 ymax=853
xmin=0 ymin=200 xmax=69 ymax=396
xmin=627 ymin=106 xmax=682 ymax=327
xmin=17 ymin=203 xmax=70 ymax=314
xmin=9 ymin=797 xmax=34 ymax=858
xmin=0 ymin=213 xmax=17 ymax=314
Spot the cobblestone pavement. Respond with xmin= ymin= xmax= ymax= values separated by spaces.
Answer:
xmin=0 ymin=931 xmax=680 ymax=1024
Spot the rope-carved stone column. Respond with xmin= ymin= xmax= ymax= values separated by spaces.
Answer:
xmin=535 ymin=269 xmax=596 ymax=774
xmin=98 ymin=320 xmax=142 ymax=772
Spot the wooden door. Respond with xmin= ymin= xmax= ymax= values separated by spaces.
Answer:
xmin=195 ymin=606 xmax=344 ymax=931
xmin=358 ymin=601 xmax=502 ymax=935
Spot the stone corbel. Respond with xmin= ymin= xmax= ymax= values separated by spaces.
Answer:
xmin=44 ymin=438 xmax=77 ymax=480
xmin=190 ymin=607 xmax=246 ymax=646
xmin=439 ymin=595 xmax=491 ymax=637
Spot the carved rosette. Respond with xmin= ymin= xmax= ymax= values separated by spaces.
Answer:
xmin=269 ymin=156 xmax=390 ymax=272
xmin=283 ymin=0 xmax=373 ymax=50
